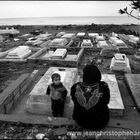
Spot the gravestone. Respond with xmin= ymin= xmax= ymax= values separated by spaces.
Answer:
xmin=6 ymin=46 xmax=32 ymax=59
xmin=102 ymin=74 xmax=125 ymax=116
xmin=51 ymin=49 xmax=67 ymax=59
xmin=125 ymin=74 xmax=140 ymax=112
xmin=110 ymin=53 xmax=131 ymax=73
xmin=26 ymin=67 xmax=78 ymax=116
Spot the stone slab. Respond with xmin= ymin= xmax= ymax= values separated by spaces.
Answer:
xmin=28 ymin=48 xmax=84 ymax=66
xmin=26 ymin=67 xmax=78 ymax=116
xmin=102 ymin=74 xmax=125 ymax=116
xmin=0 ymin=114 xmax=76 ymax=126
xmin=110 ymin=54 xmax=131 ymax=73
xmin=125 ymin=74 xmax=140 ymax=111
xmin=6 ymin=46 xmax=32 ymax=59
xmin=26 ymin=72 xmax=124 ymax=117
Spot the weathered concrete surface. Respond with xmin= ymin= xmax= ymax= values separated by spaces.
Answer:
xmin=125 ymin=74 xmax=140 ymax=111
xmin=28 ymin=48 xmax=84 ymax=67
xmin=102 ymin=74 xmax=125 ymax=116
xmin=26 ymin=67 xmax=78 ymax=116
xmin=110 ymin=54 xmax=131 ymax=73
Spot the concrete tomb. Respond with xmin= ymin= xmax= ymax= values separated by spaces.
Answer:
xmin=109 ymin=36 xmax=118 ymax=43
xmin=77 ymin=32 xmax=85 ymax=37
xmin=61 ymin=33 xmax=75 ymax=39
xmin=51 ymin=48 xmax=67 ymax=59
xmin=95 ymin=35 xmax=105 ymax=42
xmin=111 ymin=32 xmax=118 ymax=37
xmin=28 ymin=47 xmax=84 ymax=66
xmin=36 ymin=33 xmax=52 ymax=41
xmin=100 ymin=48 xmax=118 ymax=58
xmin=26 ymin=37 xmax=43 ymax=46
xmin=81 ymin=39 xmax=93 ymax=48
xmin=127 ymin=35 xmax=140 ymax=44
xmin=102 ymin=74 xmax=125 ymax=116
xmin=97 ymin=41 xmax=109 ymax=48
xmin=6 ymin=46 xmax=32 ymax=59
xmin=110 ymin=53 xmax=131 ymax=73
xmin=26 ymin=67 xmax=78 ymax=116
xmin=26 ymin=68 xmax=124 ymax=117
xmin=49 ymin=38 xmax=68 ymax=47
xmin=133 ymin=51 xmax=140 ymax=60
xmin=56 ymin=32 xmax=66 ymax=37
xmin=111 ymin=38 xmax=127 ymax=48
xmin=88 ymin=33 xmax=99 ymax=38
xmin=125 ymin=74 xmax=140 ymax=111
xmin=43 ymin=48 xmax=67 ymax=59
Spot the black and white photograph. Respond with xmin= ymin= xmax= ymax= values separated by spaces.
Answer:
xmin=0 ymin=0 xmax=140 ymax=139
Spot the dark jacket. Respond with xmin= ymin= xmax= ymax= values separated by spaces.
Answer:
xmin=70 ymin=81 xmax=110 ymax=129
xmin=46 ymin=82 xmax=67 ymax=101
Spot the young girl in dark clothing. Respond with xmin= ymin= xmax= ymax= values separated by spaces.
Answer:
xmin=46 ymin=73 xmax=67 ymax=117
xmin=70 ymin=64 xmax=110 ymax=129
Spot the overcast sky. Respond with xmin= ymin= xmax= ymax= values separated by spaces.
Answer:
xmin=0 ymin=1 xmax=131 ymax=18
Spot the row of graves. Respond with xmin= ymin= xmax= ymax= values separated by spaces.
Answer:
xmin=1 ymin=31 xmax=140 ymax=132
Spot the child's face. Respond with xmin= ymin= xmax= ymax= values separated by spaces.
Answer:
xmin=53 ymin=77 xmax=61 ymax=85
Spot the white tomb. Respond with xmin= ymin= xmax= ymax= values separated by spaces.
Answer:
xmin=6 ymin=46 xmax=32 ymax=59
xmin=111 ymin=32 xmax=118 ymax=37
xmin=100 ymin=48 xmax=118 ymax=58
xmin=128 ymin=35 xmax=140 ymax=44
xmin=51 ymin=49 xmax=67 ymax=59
xmin=133 ymin=51 xmax=140 ymax=60
xmin=77 ymin=32 xmax=85 ymax=37
xmin=110 ymin=53 xmax=131 ymax=73
xmin=95 ymin=35 xmax=105 ymax=41
xmin=26 ymin=67 xmax=78 ymax=116
xmin=109 ymin=36 xmax=118 ymax=43
xmin=97 ymin=41 xmax=109 ymax=48
xmin=43 ymin=49 xmax=67 ymax=59
xmin=61 ymin=33 xmax=75 ymax=39
xmin=26 ymin=37 xmax=43 ymax=46
xmin=56 ymin=32 xmax=66 ymax=37
xmin=50 ymin=38 xmax=68 ymax=46
xmin=111 ymin=38 xmax=127 ymax=48
xmin=102 ymin=74 xmax=124 ymax=116
xmin=36 ymin=33 xmax=52 ymax=41
xmin=81 ymin=39 xmax=93 ymax=48
xmin=88 ymin=33 xmax=99 ymax=38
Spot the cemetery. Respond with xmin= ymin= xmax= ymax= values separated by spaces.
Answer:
xmin=0 ymin=28 xmax=140 ymax=139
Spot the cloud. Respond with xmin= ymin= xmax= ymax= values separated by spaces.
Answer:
xmin=0 ymin=1 xmax=131 ymax=18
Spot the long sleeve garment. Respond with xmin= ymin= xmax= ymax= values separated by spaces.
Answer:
xmin=70 ymin=81 xmax=110 ymax=130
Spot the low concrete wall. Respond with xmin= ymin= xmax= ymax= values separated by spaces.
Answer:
xmin=0 ymin=73 xmax=30 ymax=114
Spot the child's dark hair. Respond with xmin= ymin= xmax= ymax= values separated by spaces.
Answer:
xmin=51 ymin=73 xmax=61 ymax=81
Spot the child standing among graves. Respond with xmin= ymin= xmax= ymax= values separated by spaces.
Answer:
xmin=46 ymin=73 xmax=67 ymax=117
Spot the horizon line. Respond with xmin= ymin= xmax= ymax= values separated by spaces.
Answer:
xmin=0 ymin=15 xmax=128 ymax=19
